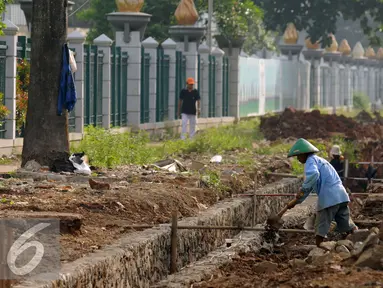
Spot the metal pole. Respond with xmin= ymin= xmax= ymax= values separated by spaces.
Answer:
xmin=208 ymin=0 xmax=213 ymax=52
xmin=267 ymin=172 xmax=300 ymax=178
xmin=122 ymin=224 xmax=315 ymax=234
xmin=344 ymin=158 xmax=349 ymax=185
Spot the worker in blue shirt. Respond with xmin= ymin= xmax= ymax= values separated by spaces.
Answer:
xmin=287 ymin=138 xmax=358 ymax=247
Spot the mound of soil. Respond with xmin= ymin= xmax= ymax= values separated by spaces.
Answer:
xmin=260 ymin=108 xmax=383 ymax=141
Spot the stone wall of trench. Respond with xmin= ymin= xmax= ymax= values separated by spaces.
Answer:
xmin=14 ymin=179 xmax=301 ymax=288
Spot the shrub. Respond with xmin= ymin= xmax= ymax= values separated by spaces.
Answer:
xmin=73 ymin=119 xmax=263 ymax=168
xmin=72 ymin=126 xmax=157 ymax=168
xmin=0 ymin=93 xmax=9 ymax=121
xmin=16 ymin=59 xmax=30 ymax=134
xmin=353 ymin=92 xmax=369 ymax=110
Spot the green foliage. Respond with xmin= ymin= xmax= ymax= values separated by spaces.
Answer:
xmin=79 ymin=0 xmax=179 ymax=42
xmin=312 ymin=105 xmax=329 ymax=115
xmin=353 ymin=92 xmax=370 ymax=111
xmin=214 ymin=0 xmax=263 ymax=39
xmin=77 ymin=0 xmax=116 ymax=42
xmin=16 ymin=60 xmax=30 ymax=134
xmin=0 ymin=93 xmax=9 ymax=121
xmin=197 ymin=0 xmax=275 ymax=52
xmin=80 ymin=0 xmax=275 ymax=51
xmin=255 ymin=142 xmax=291 ymax=155
xmin=74 ymin=119 xmax=261 ymax=168
xmin=72 ymin=126 xmax=157 ymax=168
xmin=330 ymin=136 xmax=359 ymax=164
xmin=0 ymin=1 xmax=12 ymax=35
xmin=291 ymin=158 xmax=304 ymax=175
xmin=161 ymin=119 xmax=262 ymax=156
xmin=141 ymin=0 xmax=179 ymax=42
xmin=253 ymin=0 xmax=383 ymax=46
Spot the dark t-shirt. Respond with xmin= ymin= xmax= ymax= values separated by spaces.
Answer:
xmin=330 ymin=158 xmax=344 ymax=178
xmin=180 ymin=88 xmax=200 ymax=115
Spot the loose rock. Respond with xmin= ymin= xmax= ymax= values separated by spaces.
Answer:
xmin=370 ymin=227 xmax=380 ymax=235
xmin=253 ymin=261 xmax=278 ymax=273
xmin=335 ymin=245 xmax=350 ymax=254
xmin=89 ymin=179 xmax=111 ymax=190
xmin=24 ymin=160 xmax=41 ymax=172
xmin=354 ymin=245 xmax=383 ymax=270
xmin=347 ymin=229 xmax=370 ymax=243
xmin=352 ymin=233 xmax=380 ymax=257
xmin=338 ymin=251 xmax=351 ymax=260
xmin=336 ymin=239 xmax=354 ymax=251
xmin=289 ymin=259 xmax=307 ymax=268
xmin=307 ymin=247 xmax=335 ymax=266
xmin=319 ymin=241 xmax=337 ymax=251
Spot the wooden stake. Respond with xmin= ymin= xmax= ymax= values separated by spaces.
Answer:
xmin=170 ymin=210 xmax=178 ymax=274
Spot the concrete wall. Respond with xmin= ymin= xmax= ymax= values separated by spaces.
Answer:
xmin=14 ymin=178 xmax=301 ymax=288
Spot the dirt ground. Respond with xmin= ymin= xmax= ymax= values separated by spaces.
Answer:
xmin=194 ymin=233 xmax=383 ymax=288
xmin=0 ymin=152 xmax=284 ymax=263
xmin=260 ymin=108 xmax=383 ymax=141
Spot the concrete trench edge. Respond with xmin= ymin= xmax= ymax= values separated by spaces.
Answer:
xmin=14 ymin=178 xmax=303 ymax=288
xmin=152 ymin=197 xmax=316 ymax=287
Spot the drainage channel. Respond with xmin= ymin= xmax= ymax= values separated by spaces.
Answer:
xmin=152 ymin=197 xmax=316 ymax=288
xmin=14 ymin=179 xmax=303 ymax=288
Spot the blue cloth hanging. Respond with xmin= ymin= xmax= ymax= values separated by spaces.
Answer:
xmin=58 ymin=43 xmax=77 ymax=115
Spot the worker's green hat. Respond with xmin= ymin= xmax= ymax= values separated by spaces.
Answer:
xmin=287 ymin=138 xmax=319 ymax=158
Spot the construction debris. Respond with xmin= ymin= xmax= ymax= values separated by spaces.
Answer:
xmin=362 ymin=194 xmax=383 ymax=216
xmin=194 ymin=224 xmax=383 ymax=288
xmin=151 ymin=159 xmax=187 ymax=172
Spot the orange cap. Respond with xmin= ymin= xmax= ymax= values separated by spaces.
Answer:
xmin=186 ymin=77 xmax=195 ymax=85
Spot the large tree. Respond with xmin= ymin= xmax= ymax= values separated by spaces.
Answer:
xmin=21 ymin=0 xmax=70 ymax=166
xmin=253 ymin=0 xmax=383 ymax=46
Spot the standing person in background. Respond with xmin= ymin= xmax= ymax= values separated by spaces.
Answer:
xmin=330 ymin=145 xmax=344 ymax=178
xmin=178 ymin=77 xmax=201 ymax=140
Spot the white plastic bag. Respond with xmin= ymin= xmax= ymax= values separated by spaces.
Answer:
xmin=210 ymin=155 xmax=222 ymax=163
xmin=69 ymin=154 xmax=91 ymax=175
xmin=69 ymin=49 xmax=77 ymax=73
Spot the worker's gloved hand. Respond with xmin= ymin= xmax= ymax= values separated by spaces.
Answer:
xmin=287 ymin=201 xmax=296 ymax=209
xmin=295 ymin=191 xmax=304 ymax=199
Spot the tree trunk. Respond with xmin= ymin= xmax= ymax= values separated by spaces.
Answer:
xmin=21 ymin=0 xmax=70 ymax=167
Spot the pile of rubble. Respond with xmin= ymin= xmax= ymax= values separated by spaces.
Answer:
xmin=306 ymin=225 xmax=383 ymax=270
xmin=194 ymin=225 xmax=383 ymax=288
xmin=260 ymin=108 xmax=383 ymax=141
xmin=361 ymin=194 xmax=383 ymax=219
